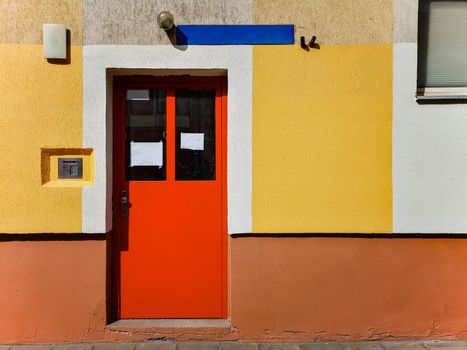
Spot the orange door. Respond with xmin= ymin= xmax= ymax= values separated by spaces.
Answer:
xmin=113 ymin=76 xmax=227 ymax=319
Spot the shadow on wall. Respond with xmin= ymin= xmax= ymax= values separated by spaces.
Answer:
xmin=166 ymin=26 xmax=188 ymax=51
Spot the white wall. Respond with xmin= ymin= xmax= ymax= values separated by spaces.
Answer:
xmin=393 ymin=40 xmax=467 ymax=231
xmin=82 ymin=45 xmax=253 ymax=234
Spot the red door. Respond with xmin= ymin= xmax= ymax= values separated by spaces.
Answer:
xmin=113 ymin=76 xmax=227 ymax=319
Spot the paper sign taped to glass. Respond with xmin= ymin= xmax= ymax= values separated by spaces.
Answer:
xmin=130 ymin=141 xmax=163 ymax=166
xmin=180 ymin=133 xmax=204 ymax=151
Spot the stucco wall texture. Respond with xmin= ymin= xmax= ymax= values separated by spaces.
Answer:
xmin=2 ymin=0 xmax=467 ymax=343
xmin=83 ymin=0 xmax=252 ymax=45
xmin=0 ymin=240 xmax=106 ymax=343
xmin=0 ymin=45 xmax=83 ymax=233
xmin=4 ymin=0 xmax=465 ymax=235
xmin=0 ymin=0 xmax=83 ymax=233
xmin=83 ymin=0 xmax=393 ymax=45
xmin=252 ymin=44 xmax=392 ymax=233
xmin=0 ymin=0 xmax=394 ymax=234
xmin=252 ymin=0 xmax=393 ymax=232
xmin=253 ymin=0 xmax=393 ymax=44
xmin=392 ymin=0 xmax=467 ymax=232
xmin=0 ymin=0 xmax=83 ymax=45
xmin=393 ymin=0 xmax=418 ymax=43
xmin=231 ymin=237 xmax=467 ymax=341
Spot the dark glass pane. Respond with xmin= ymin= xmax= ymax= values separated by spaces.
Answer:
xmin=175 ymin=89 xmax=216 ymax=181
xmin=126 ymin=89 xmax=166 ymax=181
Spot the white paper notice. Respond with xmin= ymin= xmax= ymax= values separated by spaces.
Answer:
xmin=180 ymin=133 xmax=204 ymax=151
xmin=130 ymin=141 xmax=163 ymax=166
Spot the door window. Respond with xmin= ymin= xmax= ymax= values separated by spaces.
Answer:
xmin=175 ymin=89 xmax=216 ymax=181
xmin=125 ymin=89 xmax=166 ymax=181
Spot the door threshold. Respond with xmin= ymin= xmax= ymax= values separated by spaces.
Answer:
xmin=108 ymin=318 xmax=231 ymax=329
xmin=106 ymin=319 xmax=233 ymax=341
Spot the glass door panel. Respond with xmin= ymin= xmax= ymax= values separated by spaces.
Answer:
xmin=125 ymin=89 xmax=167 ymax=181
xmin=175 ymin=89 xmax=216 ymax=181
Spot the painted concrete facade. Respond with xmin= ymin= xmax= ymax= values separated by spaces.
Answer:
xmin=84 ymin=0 xmax=252 ymax=45
xmin=82 ymin=45 xmax=252 ymax=234
xmin=392 ymin=0 xmax=467 ymax=233
xmin=5 ymin=0 xmax=466 ymax=235
xmin=253 ymin=0 xmax=393 ymax=44
xmin=0 ymin=0 xmax=83 ymax=233
xmin=0 ymin=0 xmax=83 ymax=45
xmin=0 ymin=239 xmax=106 ymax=343
xmin=4 ymin=237 xmax=467 ymax=343
xmin=2 ymin=0 xmax=467 ymax=344
xmin=0 ymin=45 xmax=83 ymax=233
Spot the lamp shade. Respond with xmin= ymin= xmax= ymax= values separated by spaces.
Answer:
xmin=156 ymin=11 xmax=174 ymax=31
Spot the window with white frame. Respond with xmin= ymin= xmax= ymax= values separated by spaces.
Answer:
xmin=418 ymin=0 xmax=467 ymax=97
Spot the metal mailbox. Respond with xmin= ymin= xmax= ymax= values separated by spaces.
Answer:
xmin=58 ymin=158 xmax=83 ymax=179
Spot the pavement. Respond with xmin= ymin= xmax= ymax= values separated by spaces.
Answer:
xmin=1 ymin=341 xmax=467 ymax=350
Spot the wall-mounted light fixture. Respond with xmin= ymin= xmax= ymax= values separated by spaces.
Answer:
xmin=43 ymin=24 xmax=67 ymax=59
xmin=156 ymin=11 xmax=175 ymax=31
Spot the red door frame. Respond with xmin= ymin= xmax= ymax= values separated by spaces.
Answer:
xmin=112 ymin=75 xmax=228 ymax=319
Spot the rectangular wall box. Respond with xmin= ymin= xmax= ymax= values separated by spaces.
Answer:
xmin=58 ymin=158 xmax=83 ymax=179
xmin=41 ymin=148 xmax=94 ymax=187
xmin=43 ymin=24 xmax=67 ymax=59
xmin=176 ymin=25 xmax=295 ymax=45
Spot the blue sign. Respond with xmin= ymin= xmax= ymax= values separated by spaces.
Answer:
xmin=176 ymin=25 xmax=294 ymax=45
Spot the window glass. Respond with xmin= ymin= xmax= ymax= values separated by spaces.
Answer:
xmin=175 ymin=89 xmax=216 ymax=181
xmin=418 ymin=0 xmax=467 ymax=87
xmin=126 ymin=89 xmax=167 ymax=181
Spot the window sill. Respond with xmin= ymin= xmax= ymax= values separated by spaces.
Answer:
xmin=416 ymin=87 xmax=467 ymax=100
xmin=416 ymin=95 xmax=467 ymax=100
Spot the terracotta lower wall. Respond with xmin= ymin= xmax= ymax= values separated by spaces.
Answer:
xmin=231 ymin=237 xmax=467 ymax=341
xmin=3 ymin=237 xmax=467 ymax=343
xmin=0 ymin=239 xmax=107 ymax=343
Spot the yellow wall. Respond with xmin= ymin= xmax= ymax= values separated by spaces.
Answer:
xmin=0 ymin=44 xmax=82 ymax=233
xmin=0 ymin=0 xmax=393 ymax=234
xmin=252 ymin=45 xmax=392 ymax=233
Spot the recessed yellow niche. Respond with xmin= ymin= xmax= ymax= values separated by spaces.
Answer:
xmin=41 ymin=148 xmax=94 ymax=187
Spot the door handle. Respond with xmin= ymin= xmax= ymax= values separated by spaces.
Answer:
xmin=121 ymin=190 xmax=128 ymax=218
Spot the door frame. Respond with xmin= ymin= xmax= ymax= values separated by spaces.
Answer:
xmin=111 ymin=75 xmax=228 ymax=320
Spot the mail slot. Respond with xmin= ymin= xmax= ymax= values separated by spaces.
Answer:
xmin=58 ymin=158 xmax=83 ymax=179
